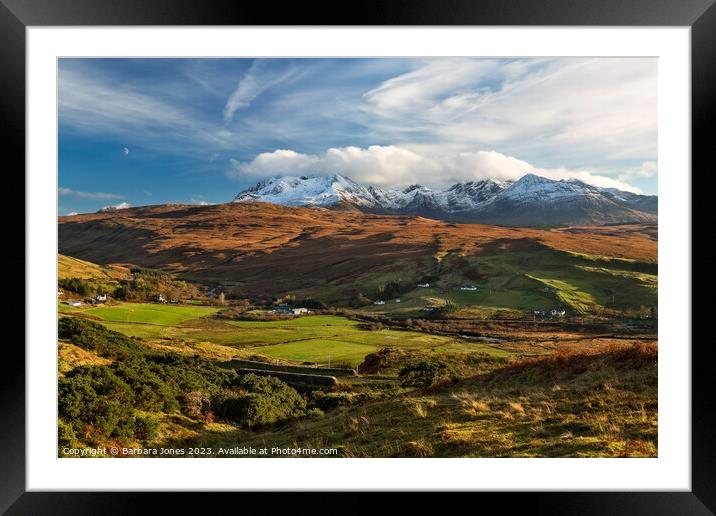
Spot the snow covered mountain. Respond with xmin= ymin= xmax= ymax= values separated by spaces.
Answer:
xmin=471 ymin=174 xmax=656 ymax=226
xmin=233 ymin=173 xmax=657 ymax=226
xmin=232 ymin=174 xmax=379 ymax=208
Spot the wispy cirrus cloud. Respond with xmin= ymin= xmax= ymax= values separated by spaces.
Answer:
xmin=364 ymin=58 xmax=657 ymax=166
xmin=59 ymin=57 xmax=657 ymax=197
xmin=223 ymin=60 xmax=305 ymax=123
xmin=59 ymin=64 xmax=236 ymax=153
xmin=59 ymin=187 xmax=123 ymax=200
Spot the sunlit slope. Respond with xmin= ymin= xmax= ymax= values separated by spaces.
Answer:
xmin=59 ymin=203 xmax=656 ymax=312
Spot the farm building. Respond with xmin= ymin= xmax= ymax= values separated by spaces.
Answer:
xmin=374 ymin=300 xmax=386 ymax=305
xmin=417 ymin=283 xmax=430 ymax=288
xmin=95 ymin=294 xmax=107 ymax=302
xmin=273 ymin=306 xmax=310 ymax=315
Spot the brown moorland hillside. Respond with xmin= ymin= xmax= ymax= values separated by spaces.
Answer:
xmin=58 ymin=203 xmax=657 ymax=301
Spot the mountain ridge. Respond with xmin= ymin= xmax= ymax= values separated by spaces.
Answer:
xmin=232 ymin=173 xmax=657 ymax=226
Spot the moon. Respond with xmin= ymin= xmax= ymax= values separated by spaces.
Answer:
xmin=122 ymin=147 xmax=130 ymax=156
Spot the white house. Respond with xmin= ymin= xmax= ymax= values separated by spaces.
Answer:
xmin=69 ymin=301 xmax=82 ymax=307
xmin=460 ymin=285 xmax=478 ymax=291
xmin=96 ymin=294 xmax=107 ymax=302
xmin=157 ymin=294 xmax=167 ymax=303
xmin=273 ymin=306 xmax=309 ymax=315
xmin=417 ymin=283 xmax=430 ymax=288
xmin=374 ymin=300 xmax=386 ymax=305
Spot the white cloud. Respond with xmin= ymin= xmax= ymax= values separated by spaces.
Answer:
xmin=228 ymin=145 xmax=641 ymax=193
xmin=618 ymin=161 xmax=658 ymax=183
xmin=101 ymin=202 xmax=132 ymax=211
xmin=323 ymin=146 xmax=433 ymax=186
xmin=190 ymin=196 xmax=213 ymax=205
xmin=364 ymin=58 xmax=657 ymax=164
xmin=59 ymin=187 xmax=123 ymax=200
xmin=229 ymin=149 xmax=321 ymax=178
xmin=59 ymin=58 xmax=657 ymax=195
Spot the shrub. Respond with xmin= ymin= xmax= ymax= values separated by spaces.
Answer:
xmin=309 ymin=391 xmax=361 ymax=411
xmin=399 ymin=360 xmax=456 ymax=388
xmin=134 ymin=415 xmax=159 ymax=442
xmin=57 ymin=317 xmax=238 ymax=446
xmin=112 ymin=358 xmax=180 ymax=412
xmin=58 ymin=419 xmax=78 ymax=448
xmin=294 ymin=298 xmax=327 ymax=309
xmin=58 ymin=317 xmax=143 ymax=359
xmin=58 ymin=366 xmax=136 ymax=440
xmin=181 ymin=391 xmax=212 ymax=420
xmin=305 ymin=408 xmax=325 ymax=419
xmin=213 ymin=374 xmax=307 ymax=428
xmin=357 ymin=347 xmax=396 ymax=374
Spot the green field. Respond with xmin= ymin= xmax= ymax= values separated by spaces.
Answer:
xmin=85 ymin=302 xmax=220 ymax=326
xmin=62 ymin=302 xmax=506 ymax=367
xmin=257 ymin=339 xmax=379 ymax=366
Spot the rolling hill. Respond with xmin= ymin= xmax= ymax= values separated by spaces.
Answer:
xmin=58 ymin=202 xmax=657 ymax=311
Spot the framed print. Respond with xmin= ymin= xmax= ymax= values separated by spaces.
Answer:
xmin=4 ymin=0 xmax=710 ymax=512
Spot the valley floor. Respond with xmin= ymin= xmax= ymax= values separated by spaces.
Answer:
xmin=58 ymin=300 xmax=657 ymax=458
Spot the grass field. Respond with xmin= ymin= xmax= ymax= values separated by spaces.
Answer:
xmin=57 ymin=293 xmax=657 ymax=458
xmin=65 ymin=303 xmax=503 ymax=367
xmin=85 ymin=303 xmax=220 ymax=326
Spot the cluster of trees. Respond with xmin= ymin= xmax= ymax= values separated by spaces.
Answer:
xmin=372 ymin=280 xmax=415 ymax=300
xmin=59 ymin=266 xmax=200 ymax=303
xmin=58 ymin=277 xmax=94 ymax=297
xmin=58 ymin=318 xmax=311 ymax=448
xmin=113 ymin=268 xmax=199 ymax=302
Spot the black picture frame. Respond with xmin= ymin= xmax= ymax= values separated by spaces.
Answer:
xmin=3 ymin=0 xmax=708 ymax=513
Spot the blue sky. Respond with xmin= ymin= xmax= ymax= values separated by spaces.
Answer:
xmin=59 ymin=58 xmax=657 ymax=214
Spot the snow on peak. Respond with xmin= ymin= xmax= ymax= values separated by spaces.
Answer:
xmin=232 ymin=172 xmax=650 ymax=218
xmin=233 ymin=173 xmax=377 ymax=207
